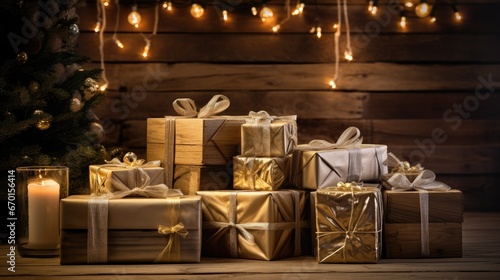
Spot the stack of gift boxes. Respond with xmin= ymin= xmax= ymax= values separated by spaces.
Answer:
xmin=59 ymin=95 xmax=463 ymax=264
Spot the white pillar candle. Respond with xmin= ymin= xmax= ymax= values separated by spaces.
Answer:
xmin=27 ymin=178 xmax=60 ymax=248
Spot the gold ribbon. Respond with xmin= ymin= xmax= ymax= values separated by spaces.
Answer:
xmin=383 ymin=153 xmax=450 ymax=256
xmin=173 ymin=94 xmax=230 ymax=118
xmin=203 ymin=191 xmax=306 ymax=258
xmin=317 ymin=182 xmax=382 ymax=263
xmin=154 ymin=196 xmax=189 ymax=263
xmin=87 ymin=185 xmax=182 ymax=264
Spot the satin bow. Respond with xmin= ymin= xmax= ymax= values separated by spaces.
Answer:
xmin=307 ymin=127 xmax=363 ymax=150
xmin=173 ymin=94 xmax=230 ymax=118
xmin=384 ymin=152 xmax=423 ymax=174
xmin=386 ymin=169 xmax=450 ymax=191
xmin=247 ymin=110 xmax=276 ymax=124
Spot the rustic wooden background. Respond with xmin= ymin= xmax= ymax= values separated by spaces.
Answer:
xmin=77 ymin=0 xmax=500 ymax=210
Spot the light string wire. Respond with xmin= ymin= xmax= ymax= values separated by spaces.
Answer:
xmin=273 ymin=0 xmax=291 ymax=32
xmin=98 ymin=0 xmax=109 ymax=90
xmin=140 ymin=0 xmax=160 ymax=57
xmin=330 ymin=0 xmax=342 ymax=88
xmin=112 ymin=0 xmax=123 ymax=48
xmin=343 ymin=0 xmax=352 ymax=59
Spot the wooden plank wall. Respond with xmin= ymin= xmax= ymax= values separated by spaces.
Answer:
xmin=77 ymin=0 xmax=500 ymax=210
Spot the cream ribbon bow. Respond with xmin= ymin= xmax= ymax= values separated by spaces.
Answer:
xmin=173 ymin=94 xmax=230 ymax=118
xmin=307 ymin=126 xmax=363 ymax=150
xmin=384 ymin=152 xmax=423 ymax=174
xmin=247 ymin=110 xmax=276 ymax=124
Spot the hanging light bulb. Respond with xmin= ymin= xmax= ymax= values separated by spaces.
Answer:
xmin=430 ymin=9 xmax=436 ymax=23
xmin=404 ymin=0 xmax=414 ymax=9
xmin=368 ymin=1 xmax=374 ymax=11
xmin=329 ymin=80 xmax=337 ymax=89
xmin=128 ymin=5 xmax=141 ymax=28
xmin=94 ymin=21 xmax=101 ymax=33
xmin=102 ymin=0 xmax=110 ymax=7
xmin=190 ymin=3 xmax=204 ymax=18
xmin=260 ymin=6 xmax=274 ymax=22
xmin=333 ymin=23 xmax=338 ymax=29
xmin=344 ymin=50 xmax=353 ymax=61
xmin=415 ymin=1 xmax=432 ymax=18
xmin=143 ymin=41 xmax=151 ymax=58
xmin=113 ymin=37 xmax=124 ymax=48
xmin=371 ymin=6 xmax=378 ymax=15
xmin=292 ymin=3 xmax=305 ymax=16
xmin=455 ymin=12 xmax=462 ymax=21
xmin=100 ymin=84 xmax=107 ymax=91
xmin=272 ymin=25 xmax=280 ymax=33
xmin=222 ymin=10 xmax=228 ymax=21
xmin=316 ymin=26 xmax=322 ymax=39
xmin=251 ymin=7 xmax=258 ymax=16
xmin=368 ymin=0 xmax=377 ymax=14
xmin=163 ymin=1 xmax=173 ymax=11
xmin=400 ymin=16 xmax=407 ymax=28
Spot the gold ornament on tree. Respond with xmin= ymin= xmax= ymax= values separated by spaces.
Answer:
xmin=16 ymin=51 xmax=28 ymax=65
xmin=82 ymin=77 xmax=98 ymax=100
xmin=32 ymin=109 xmax=52 ymax=130
xmin=69 ymin=98 xmax=83 ymax=112
xmin=88 ymin=122 xmax=104 ymax=143
xmin=29 ymin=81 xmax=40 ymax=93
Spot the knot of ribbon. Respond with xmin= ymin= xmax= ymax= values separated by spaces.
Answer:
xmin=158 ymin=223 xmax=189 ymax=238
xmin=173 ymin=94 xmax=230 ymax=118
xmin=384 ymin=152 xmax=423 ymax=174
xmin=307 ymin=127 xmax=363 ymax=150
xmin=247 ymin=110 xmax=276 ymax=124
xmin=332 ymin=181 xmax=363 ymax=191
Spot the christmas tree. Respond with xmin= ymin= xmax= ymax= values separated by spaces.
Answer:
xmin=0 ymin=0 xmax=113 ymax=198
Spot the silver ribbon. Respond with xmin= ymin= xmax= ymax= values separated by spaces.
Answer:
xmin=203 ymin=191 xmax=306 ymax=258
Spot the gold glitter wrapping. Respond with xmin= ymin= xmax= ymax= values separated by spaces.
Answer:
xmin=312 ymin=186 xmax=383 ymax=263
xmin=197 ymin=190 xmax=310 ymax=260
xmin=241 ymin=119 xmax=297 ymax=157
xmin=233 ymin=155 xmax=291 ymax=191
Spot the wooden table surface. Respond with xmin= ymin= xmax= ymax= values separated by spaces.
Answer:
xmin=1 ymin=212 xmax=499 ymax=279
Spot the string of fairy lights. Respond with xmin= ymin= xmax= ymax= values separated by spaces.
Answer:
xmin=93 ymin=0 xmax=462 ymax=91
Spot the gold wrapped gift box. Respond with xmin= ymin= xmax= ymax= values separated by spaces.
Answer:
xmin=147 ymin=117 xmax=244 ymax=166
xmin=173 ymin=165 xmax=232 ymax=195
xmin=311 ymin=185 xmax=383 ymax=263
xmin=197 ymin=190 xmax=310 ymax=261
xmin=292 ymin=144 xmax=388 ymax=190
xmin=383 ymin=190 xmax=463 ymax=258
xmin=60 ymin=195 xmax=202 ymax=264
xmin=89 ymin=164 xmax=165 ymax=194
xmin=233 ymin=155 xmax=291 ymax=191
xmin=241 ymin=118 xmax=297 ymax=157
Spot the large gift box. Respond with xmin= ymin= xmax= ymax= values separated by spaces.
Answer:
xmin=384 ymin=190 xmax=463 ymax=258
xmin=382 ymin=153 xmax=463 ymax=258
xmin=60 ymin=195 xmax=202 ymax=264
xmin=89 ymin=155 xmax=165 ymax=194
xmin=174 ymin=165 xmax=232 ymax=195
xmin=292 ymin=127 xmax=387 ymax=190
xmin=240 ymin=111 xmax=297 ymax=157
xmin=311 ymin=183 xmax=383 ymax=263
xmin=197 ymin=190 xmax=310 ymax=260
xmin=233 ymin=155 xmax=291 ymax=191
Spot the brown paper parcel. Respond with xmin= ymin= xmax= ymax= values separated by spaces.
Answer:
xmin=293 ymin=144 xmax=387 ymax=190
xmin=89 ymin=164 xmax=165 ymax=194
xmin=60 ymin=195 xmax=201 ymax=264
xmin=233 ymin=155 xmax=291 ymax=191
xmin=197 ymin=190 xmax=310 ymax=261
xmin=313 ymin=185 xmax=383 ymax=263
xmin=174 ymin=165 xmax=232 ymax=195
xmin=241 ymin=113 xmax=297 ymax=157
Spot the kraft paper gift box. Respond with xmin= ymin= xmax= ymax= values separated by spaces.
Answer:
xmin=311 ymin=183 xmax=383 ymax=263
xmin=89 ymin=156 xmax=165 ymax=194
xmin=240 ymin=111 xmax=297 ymax=157
xmin=197 ymin=190 xmax=310 ymax=261
xmin=60 ymin=195 xmax=202 ymax=264
xmin=233 ymin=155 xmax=292 ymax=191
xmin=381 ymin=154 xmax=463 ymax=258
xmin=173 ymin=165 xmax=232 ymax=195
xmin=291 ymin=127 xmax=387 ymax=190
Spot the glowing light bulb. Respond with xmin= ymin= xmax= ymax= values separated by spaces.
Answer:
xmin=329 ymin=80 xmax=337 ymax=89
xmin=404 ymin=1 xmax=414 ymax=8
xmin=333 ymin=23 xmax=338 ymax=29
xmin=272 ymin=25 xmax=280 ymax=33
xmin=128 ymin=5 xmax=141 ymax=28
xmin=163 ymin=1 xmax=173 ymax=11
xmin=99 ymin=85 xmax=107 ymax=91
xmin=400 ymin=16 xmax=407 ymax=28
xmin=309 ymin=27 xmax=315 ymax=33
xmin=368 ymin=1 xmax=374 ymax=11
xmin=190 ymin=4 xmax=204 ymax=18
xmin=455 ymin=12 xmax=462 ymax=21
xmin=292 ymin=3 xmax=305 ymax=16
xmin=430 ymin=16 xmax=436 ymax=23
xmin=251 ymin=7 xmax=257 ymax=16
xmin=143 ymin=44 xmax=150 ymax=58
xmin=344 ymin=50 xmax=353 ymax=61
xmin=316 ymin=27 xmax=322 ymax=38
xmin=222 ymin=10 xmax=228 ymax=21
xmin=415 ymin=2 xmax=431 ymax=18
xmin=113 ymin=38 xmax=124 ymax=48
xmin=260 ymin=6 xmax=274 ymax=22
xmin=94 ymin=21 xmax=101 ymax=33
xmin=371 ymin=6 xmax=378 ymax=15
xmin=102 ymin=0 xmax=110 ymax=7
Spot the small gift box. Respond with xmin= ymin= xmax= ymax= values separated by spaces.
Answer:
xmin=89 ymin=152 xmax=165 ymax=195
xmin=173 ymin=165 xmax=232 ymax=195
xmin=233 ymin=155 xmax=292 ymax=191
xmin=60 ymin=194 xmax=202 ymax=264
xmin=240 ymin=111 xmax=297 ymax=157
xmin=291 ymin=127 xmax=387 ymax=190
xmin=197 ymin=190 xmax=310 ymax=261
xmin=147 ymin=95 xmax=245 ymax=168
xmin=382 ymin=153 xmax=463 ymax=258
xmin=311 ymin=182 xmax=383 ymax=263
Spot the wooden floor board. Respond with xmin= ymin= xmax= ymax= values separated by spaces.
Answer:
xmin=1 ymin=212 xmax=499 ymax=279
